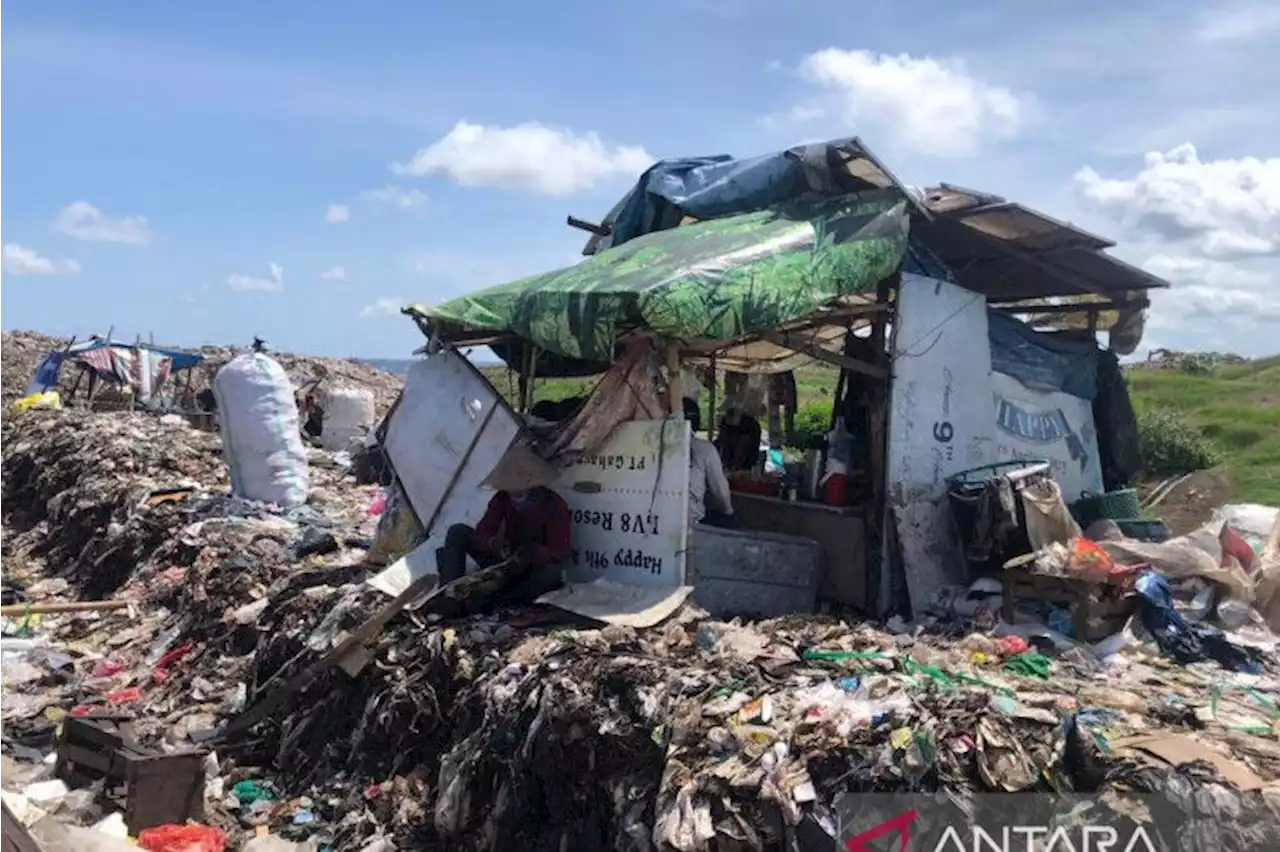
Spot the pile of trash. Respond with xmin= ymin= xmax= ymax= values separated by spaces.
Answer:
xmin=0 ymin=329 xmax=406 ymax=417
xmin=195 ymin=345 xmax=404 ymax=418
xmin=222 ymin=594 xmax=1280 ymax=850
xmin=4 ymin=408 xmax=1280 ymax=850
xmin=1 ymin=330 xmax=73 ymax=404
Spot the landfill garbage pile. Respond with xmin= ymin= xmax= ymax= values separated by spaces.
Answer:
xmin=4 ymin=409 xmax=1280 ymax=850
xmin=2 ymin=409 xmax=228 ymax=597
xmin=1 ymin=330 xmax=73 ymax=404
xmin=195 ymin=345 xmax=404 ymax=417
xmin=228 ymin=590 xmax=1280 ymax=851
xmin=1 ymin=408 xmax=384 ymax=847
xmin=0 ymin=329 xmax=406 ymax=417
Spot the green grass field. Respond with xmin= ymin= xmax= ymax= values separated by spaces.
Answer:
xmin=1127 ymin=356 xmax=1280 ymax=505
xmin=484 ymin=355 xmax=1280 ymax=505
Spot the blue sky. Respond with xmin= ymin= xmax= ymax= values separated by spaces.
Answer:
xmin=3 ymin=0 xmax=1277 ymax=358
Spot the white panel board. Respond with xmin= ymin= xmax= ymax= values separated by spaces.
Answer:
xmin=383 ymin=351 xmax=521 ymax=537
xmin=886 ymin=274 xmax=996 ymax=610
xmin=991 ymin=371 xmax=1103 ymax=502
xmin=556 ymin=419 xmax=691 ymax=588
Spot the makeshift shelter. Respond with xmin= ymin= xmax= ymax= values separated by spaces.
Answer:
xmin=401 ymin=136 xmax=1169 ymax=618
xmin=24 ymin=337 xmax=205 ymax=412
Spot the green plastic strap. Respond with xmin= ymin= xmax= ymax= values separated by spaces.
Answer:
xmin=902 ymin=658 xmax=956 ymax=691
xmin=1211 ymin=685 xmax=1280 ymax=720
xmin=801 ymin=650 xmax=886 ymax=663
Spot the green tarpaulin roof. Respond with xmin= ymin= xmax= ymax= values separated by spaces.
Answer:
xmin=408 ymin=190 xmax=910 ymax=362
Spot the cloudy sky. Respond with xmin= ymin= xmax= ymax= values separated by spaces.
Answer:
xmin=2 ymin=0 xmax=1277 ymax=358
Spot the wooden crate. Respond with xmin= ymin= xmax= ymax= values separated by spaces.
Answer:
xmin=1001 ymin=564 xmax=1135 ymax=642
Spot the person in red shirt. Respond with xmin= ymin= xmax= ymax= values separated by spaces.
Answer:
xmin=436 ymin=447 xmax=571 ymax=607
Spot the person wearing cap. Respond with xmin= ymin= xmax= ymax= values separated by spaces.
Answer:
xmin=715 ymin=401 xmax=762 ymax=472
xmin=436 ymin=446 xmax=571 ymax=606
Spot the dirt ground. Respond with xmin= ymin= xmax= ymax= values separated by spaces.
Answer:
xmin=1141 ymin=469 xmax=1239 ymax=535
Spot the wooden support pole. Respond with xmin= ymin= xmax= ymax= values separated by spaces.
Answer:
xmin=665 ymin=341 xmax=682 ymax=415
xmin=707 ymin=355 xmax=717 ymax=440
xmin=760 ymin=330 xmax=887 ymax=380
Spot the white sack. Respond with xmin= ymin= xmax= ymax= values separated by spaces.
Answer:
xmin=214 ymin=353 xmax=310 ymax=507
xmin=316 ymin=385 xmax=376 ymax=451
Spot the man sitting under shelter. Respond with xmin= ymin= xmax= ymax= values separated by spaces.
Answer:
xmin=436 ymin=446 xmax=571 ymax=608
xmin=688 ymin=408 xmax=735 ymax=528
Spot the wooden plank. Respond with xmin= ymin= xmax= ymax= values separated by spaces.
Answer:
xmin=760 ymin=330 xmax=888 ymax=379
xmin=216 ymin=572 xmax=451 ymax=739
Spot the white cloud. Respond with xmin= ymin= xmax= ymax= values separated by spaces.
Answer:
xmin=360 ymin=185 xmax=428 ymax=211
xmin=784 ymin=49 xmax=1025 ymax=158
xmin=325 ymin=203 xmax=351 ymax=223
xmin=1142 ymin=255 xmax=1279 ymax=324
xmin=1142 ymin=254 xmax=1269 ymax=290
xmin=227 ymin=262 xmax=284 ymax=292
xmin=1195 ymin=3 xmax=1280 ymax=43
xmin=392 ymin=120 xmax=654 ymax=195
xmin=52 ymin=201 xmax=152 ymax=246
xmin=320 ymin=265 xmax=347 ymax=281
xmin=2 ymin=243 xmax=81 ymax=276
xmin=360 ymin=296 xmax=406 ymax=318
xmin=1074 ymin=144 xmax=1280 ymax=259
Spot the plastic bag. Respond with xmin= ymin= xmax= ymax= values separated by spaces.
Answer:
xmin=28 ymin=818 xmax=136 ymax=852
xmin=10 ymin=390 xmax=62 ymax=415
xmin=364 ymin=483 xmax=426 ymax=567
xmin=1067 ymin=538 xmax=1120 ymax=583
xmin=1211 ymin=504 xmax=1279 ymax=545
xmin=314 ymin=385 xmax=376 ymax=451
xmin=137 ymin=823 xmax=226 ymax=852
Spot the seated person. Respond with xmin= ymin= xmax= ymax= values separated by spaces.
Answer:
xmin=436 ymin=447 xmax=570 ymax=606
xmin=687 ymin=408 xmax=735 ymax=528
xmin=715 ymin=403 xmax=762 ymax=471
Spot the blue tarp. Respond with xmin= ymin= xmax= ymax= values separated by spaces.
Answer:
xmin=988 ymin=311 xmax=1098 ymax=400
xmin=605 ymin=139 xmax=954 ymax=282
xmin=141 ymin=345 xmax=204 ymax=372
xmin=23 ymin=340 xmax=204 ymax=394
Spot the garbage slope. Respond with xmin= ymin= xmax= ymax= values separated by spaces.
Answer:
xmin=3 ymin=410 xmax=1280 ymax=850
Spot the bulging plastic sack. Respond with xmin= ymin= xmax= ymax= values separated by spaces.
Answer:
xmin=213 ymin=354 xmax=310 ymax=508
xmin=315 ymin=385 xmax=376 ymax=451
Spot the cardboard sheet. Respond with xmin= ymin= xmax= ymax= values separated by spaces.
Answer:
xmin=536 ymin=579 xmax=693 ymax=628
xmin=1109 ymin=734 xmax=1265 ymax=792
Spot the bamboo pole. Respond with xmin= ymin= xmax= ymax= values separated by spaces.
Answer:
xmin=0 ymin=600 xmax=130 ymax=617
xmin=707 ymin=355 xmax=717 ymax=441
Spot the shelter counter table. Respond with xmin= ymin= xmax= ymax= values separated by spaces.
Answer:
xmin=729 ymin=492 xmax=869 ymax=610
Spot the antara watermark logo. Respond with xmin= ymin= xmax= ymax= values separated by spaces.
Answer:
xmin=836 ymin=795 xmax=1170 ymax=852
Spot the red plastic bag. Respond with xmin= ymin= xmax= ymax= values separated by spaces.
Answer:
xmin=1067 ymin=537 xmax=1117 ymax=584
xmin=1000 ymin=636 xmax=1030 ymax=655
xmin=138 ymin=824 xmax=226 ymax=852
